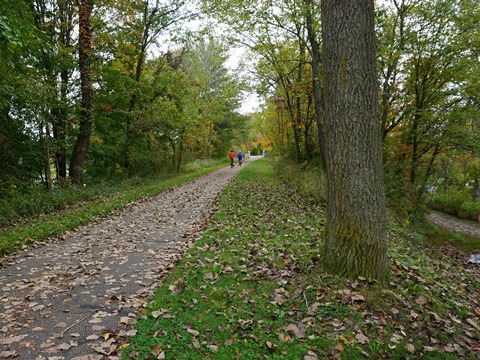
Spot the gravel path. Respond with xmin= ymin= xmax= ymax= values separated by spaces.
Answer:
xmin=427 ymin=212 xmax=480 ymax=239
xmin=0 ymin=165 xmax=243 ymax=359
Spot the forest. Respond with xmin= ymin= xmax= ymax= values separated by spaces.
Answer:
xmin=1 ymin=0 xmax=479 ymax=218
xmin=0 ymin=0 xmax=479 ymax=245
xmin=0 ymin=0 xmax=479 ymax=358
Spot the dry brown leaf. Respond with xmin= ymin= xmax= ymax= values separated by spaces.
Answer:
xmin=57 ymin=343 xmax=72 ymax=350
xmin=405 ymin=343 xmax=415 ymax=353
xmin=351 ymin=294 xmax=365 ymax=302
xmin=186 ymin=328 xmax=200 ymax=337
xmin=415 ymin=296 xmax=428 ymax=306
xmin=151 ymin=343 xmax=163 ymax=356
xmin=304 ymin=350 xmax=319 ymax=360
xmin=0 ymin=335 xmax=27 ymax=345
xmin=70 ymin=356 xmax=103 ymax=360
xmin=283 ymin=323 xmax=306 ymax=338
xmin=0 ymin=350 xmax=17 ymax=358
xmin=192 ymin=338 xmax=201 ymax=349
xmin=355 ymin=333 xmax=369 ymax=344
xmin=466 ymin=318 xmax=480 ymax=330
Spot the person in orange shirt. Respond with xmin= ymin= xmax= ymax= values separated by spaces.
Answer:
xmin=229 ymin=150 xmax=235 ymax=168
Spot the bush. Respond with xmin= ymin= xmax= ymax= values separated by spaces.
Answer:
xmin=427 ymin=191 xmax=480 ymax=220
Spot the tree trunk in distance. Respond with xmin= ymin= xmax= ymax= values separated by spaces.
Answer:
xmin=304 ymin=0 xmax=327 ymax=170
xmin=70 ymin=0 xmax=93 ymax=185
xmin=321 ymin=0 xmax=388 ymax=280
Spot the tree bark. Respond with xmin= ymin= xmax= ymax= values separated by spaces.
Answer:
xmin=321 ymin=0 xmax=388 ymax=279
xmin=70 ymin=0 xmax=93 ymax=185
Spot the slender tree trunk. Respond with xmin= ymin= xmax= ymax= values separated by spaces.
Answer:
xmin=321 ymin=0 xmax=388 ymax=280
xmin=175 ymin=135 xmax=184 ymax=173
xmin=125 ymin=1 xmax=149 ymax=173
xmin=39 ymin=120 xmax=53 ymax=191
xmin=472 ymin=179 xmax=479 ymax=201
xmin=70 ymin=0 xmax=93 ymax=185
xmin=56 ymin=0 xmax=74 ymax=182
xmin=304 ymin=0 xmax=327 ymax=169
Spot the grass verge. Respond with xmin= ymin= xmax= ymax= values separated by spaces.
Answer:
xmin=0 ymin=162 xmax=225 ymax=256
xmin=122 ymin=158 xmax=480 ymax=359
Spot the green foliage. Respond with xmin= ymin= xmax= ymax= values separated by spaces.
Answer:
xmin=378 ymin=0 xmax=480 ymax=216
xmin=428 ymin=191 xmax=480 ymax=221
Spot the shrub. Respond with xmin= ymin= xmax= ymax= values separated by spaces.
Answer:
xmin=427 ymin=191 xmax=479 ymax=220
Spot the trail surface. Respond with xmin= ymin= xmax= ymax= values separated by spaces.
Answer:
xmin=428 ymin=212 xmax=480 ymax=239
xmin=0 ymin=164 xmax=244 ymax=359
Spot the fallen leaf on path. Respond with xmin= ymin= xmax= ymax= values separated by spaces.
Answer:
xmin=0 ymin=350 xmax=17 ymax=358
xmin=57 ymin=343 xmax=72 ymax=350
xmin=71 ymin=355 xmax=103 ymax=360
xmin=0 ymin=335 xmax=27 ymax=345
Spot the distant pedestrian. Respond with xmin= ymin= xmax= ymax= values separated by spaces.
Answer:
xmin=237 ymin=151 xmax=243 ymax=166
xmin=229 ymin=150 xmax=235 ymax=168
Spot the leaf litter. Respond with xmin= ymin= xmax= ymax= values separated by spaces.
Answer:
xmin=125 ymin=160 xmax=479 ymax=359
xmin=0 ymin=166 xmax=241 ymax=359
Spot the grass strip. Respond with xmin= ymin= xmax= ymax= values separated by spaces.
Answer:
xmin=0 ymin=163 xmax=225 ymax=256
xmin=123 ymin=158 xmax=479 ymax=360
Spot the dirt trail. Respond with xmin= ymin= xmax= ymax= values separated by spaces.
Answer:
xmin=0 ymin=164 xmax=243 ymax=359
xmin=427 ymin=212 xmax=480 ymax=240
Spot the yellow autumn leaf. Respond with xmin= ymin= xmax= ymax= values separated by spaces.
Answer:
xmin=103 ymin=332 xmax=111 ymax=340
xmin=339 ymin=335 xmax=348 ymax=344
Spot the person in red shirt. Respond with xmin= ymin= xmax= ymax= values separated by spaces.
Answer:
xmin=229 ymin=150 xmax=235 ymax=168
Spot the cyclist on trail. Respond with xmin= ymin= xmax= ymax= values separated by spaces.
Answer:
xmin=237 ymin=151 xmax=243 ymax=167
xmin=229 ymin=150 xmax=235 ymax=168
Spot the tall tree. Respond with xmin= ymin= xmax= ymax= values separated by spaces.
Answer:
xmin=69 ymin=0 xmax=94 ymax=185
xmin=321 ymin=0 xmax=388 ymax=279
xmin=378 ymin=0 xmax=480 ymax=216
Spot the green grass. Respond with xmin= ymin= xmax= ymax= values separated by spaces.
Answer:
xmin=122 ymin=158 xmax=480 ymax=359
xmin=0 ymin=161 xmax=225 ymax=256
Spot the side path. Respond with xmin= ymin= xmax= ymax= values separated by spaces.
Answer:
xmin=428 ymin=212 xmax=480 ymax=239
xmin=0 ymin=164 xmax=243 ymax=359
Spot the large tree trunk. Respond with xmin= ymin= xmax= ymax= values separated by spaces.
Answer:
xmin=70 ymin=0 xmax=93 ymax=185
xmin=321 ymin=0 xmax=388 ymax=280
